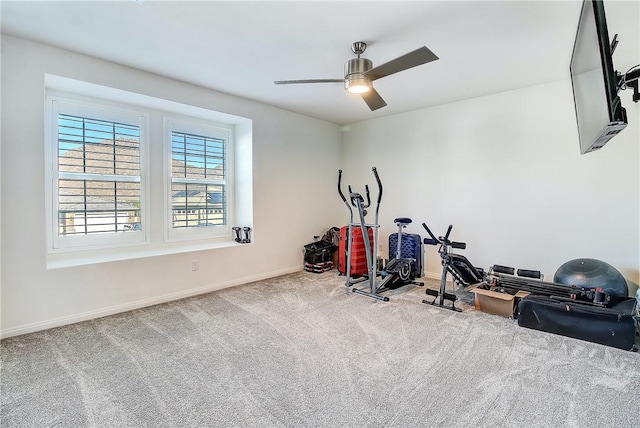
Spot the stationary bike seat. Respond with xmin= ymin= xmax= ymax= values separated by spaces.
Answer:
xmin=394 ymin=217 xmax=412 ymax=225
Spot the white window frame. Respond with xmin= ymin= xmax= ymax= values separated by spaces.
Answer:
xmin=45 ymin=95 xmax=149 ymax=252
xmin=164 ymin=117 xmax=234 ymax=242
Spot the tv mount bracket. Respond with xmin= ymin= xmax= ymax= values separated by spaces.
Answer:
xmin=618 ymin=69 xmax=640 ymax=103
xmin=612 ymin=35 xmax=640 ymax=103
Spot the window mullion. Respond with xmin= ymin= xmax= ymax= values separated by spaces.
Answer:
xmin=113 ymin=181 xmax=118 ymax=233
xmin=83 ymin=179 xmax=88 ymax=233
xmin=82 ymin=117 xmax=87 ymax=173
xmin=112 ymin=122 xmax=116 ymax=176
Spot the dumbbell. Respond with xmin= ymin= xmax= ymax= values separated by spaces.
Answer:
xmin=242 ymin=227 xmax=252 ymax=244
xmin=232 ymin=227 xmax=242 ymax=243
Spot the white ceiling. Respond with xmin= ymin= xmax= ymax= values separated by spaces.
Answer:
xmin=1 ymin=0 xmax=588 ymax=125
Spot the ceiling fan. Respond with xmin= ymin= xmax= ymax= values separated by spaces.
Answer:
xmin=274 ymin=41 xmax=439 ymax=111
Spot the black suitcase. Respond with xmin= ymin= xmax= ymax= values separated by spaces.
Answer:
xmin=389 ymin=232 xmax=423 ymax=278
xmin=517 ymin=294 xmax=638 ymax=351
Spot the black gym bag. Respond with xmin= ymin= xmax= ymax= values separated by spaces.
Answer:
xmin=517 ymin=294 xmax=638 ymax=351
xmin=303 ymin=227 xmax=340 ymax=264
xmin=303 ymin=240 xmax=334 ymax=264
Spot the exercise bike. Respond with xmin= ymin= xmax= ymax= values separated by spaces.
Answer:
xmin=421 ymin=222 xmax=485 ymax=311
xmin=337 ymin=167 xmax=423 ymax=301
xmin=381 ymin=217 xmax=424 ymax=290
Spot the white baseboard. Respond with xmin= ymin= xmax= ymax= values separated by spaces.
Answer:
xmin=422 ymin=271 xmax=456 ymax=282
xmin=422 ymin=271 xmax=442 ymax=281
xmin=422 ymin=271 xmax=459 ymax=288
xmin=1 ymin=266 xmax=301 ymax=339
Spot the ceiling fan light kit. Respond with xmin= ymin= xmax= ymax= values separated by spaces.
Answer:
xmin=275 ymin=41 xmax=439 ymax=111
xmin=345 ymin=58 xmax=372 ymax=94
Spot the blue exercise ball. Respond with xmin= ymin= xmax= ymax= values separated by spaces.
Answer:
xmin=554 ymin=258 xmax=628 ymax=297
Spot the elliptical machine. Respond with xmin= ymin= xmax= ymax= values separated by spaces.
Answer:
xmin=337 ymin=167 xmax=423 ymax=301
xmin=422 ymin=222 xmax=485 ymax=311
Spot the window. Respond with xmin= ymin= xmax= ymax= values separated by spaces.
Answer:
xmin=44 ymin=76 xmax=252 ymax=267
xmin=165 ymin=119 xmax=233 ymax=241
xmin=47 ymin=97 xmax=147 ymax=251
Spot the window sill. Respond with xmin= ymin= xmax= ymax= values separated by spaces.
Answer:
xmin=46 ymin=239 xmax=251 ymax=269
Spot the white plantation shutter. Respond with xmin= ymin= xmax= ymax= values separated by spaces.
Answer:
xmin=57 ymin=114 xmax=141 ymax=235
xmin=170 ymin=130 xmax=226 ymax=228
xmin=166 ymin=119 xmax=233 ymax=241
xmin=48 ymin=98 xmax=148 ymax=250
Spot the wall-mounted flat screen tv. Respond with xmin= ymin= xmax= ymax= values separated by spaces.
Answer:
xmin=570 ymin=0 xmax=627 ymax=154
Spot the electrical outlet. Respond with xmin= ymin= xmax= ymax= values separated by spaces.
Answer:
xmin=191 ymin=260 xmax=199 ymax=271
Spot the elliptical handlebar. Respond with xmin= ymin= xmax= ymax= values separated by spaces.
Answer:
xmin=337 ymin=169 xmax=354 ymax=223
xmin=372 ymin=167 xmax=383 ymax=204
xmin=338 ymin=168 xmax=379 ymax=211
xmin=347 ymin=185 xmax=371 ymax=209
xmin=364 ymin=185 xmax=371 ymax=208
xmin=337 ymin=169 xmax=347 ymax=203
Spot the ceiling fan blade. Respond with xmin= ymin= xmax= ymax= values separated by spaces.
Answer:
xmin=274 ymin=79 xmax=343 ymax=85
xmin=361 ymin=88 xmax=387 ymax=111
xmin=364 ymin=46 xmax=439 ymax=81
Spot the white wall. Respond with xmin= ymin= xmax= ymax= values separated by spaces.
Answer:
xmin=0 ymin=35 xmax=344 ymax=337
xmin=342 ymin=79 xmax=639 ymax=288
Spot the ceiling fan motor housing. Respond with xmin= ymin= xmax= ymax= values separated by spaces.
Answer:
xmin=344 ymin=57 xmax=373 ymax=93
